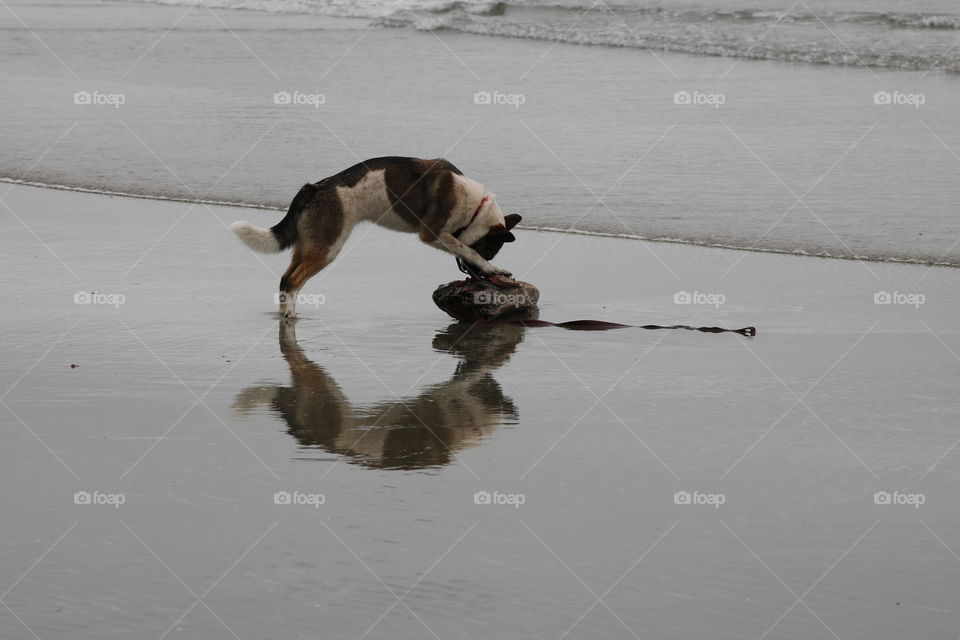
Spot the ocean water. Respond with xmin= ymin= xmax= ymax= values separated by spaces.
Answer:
xmin=115 ymin=0 xmax=960 ymax=71
xmin=2 ymin=0 xmax=959 ymax=265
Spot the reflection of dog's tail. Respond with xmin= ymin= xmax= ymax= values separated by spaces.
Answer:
xmin=231 ymin=385 xmax=279 ymax=417
xmin=230 ymin=183 xmax=317 ymax=253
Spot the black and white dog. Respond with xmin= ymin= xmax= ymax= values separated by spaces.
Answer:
xmin=231 ymin=156 xmax=521 ymax=317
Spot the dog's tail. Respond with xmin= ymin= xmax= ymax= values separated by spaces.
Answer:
xmin=230 ymin=183 xmax=317 ymax=253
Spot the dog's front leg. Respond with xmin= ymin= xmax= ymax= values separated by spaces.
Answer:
xmin=425 ymin=231 xmax=511 ymax=278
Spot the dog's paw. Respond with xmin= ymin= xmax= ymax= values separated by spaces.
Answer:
xmin=484 ymin=266 xmax=512 ymax=279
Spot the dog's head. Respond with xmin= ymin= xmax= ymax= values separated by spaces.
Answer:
xmin=470 ymin=213 xmax=521 ymax=261
xmin=458 ymin=213 xmax=522 ymax=279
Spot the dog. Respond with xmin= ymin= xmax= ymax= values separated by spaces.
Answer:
xmin=231 ymin=156 xmax=522 ymax=317
xmin=231 ymin=320 xmax=521 ymax=469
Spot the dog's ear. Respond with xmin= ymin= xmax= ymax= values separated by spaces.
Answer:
xmin=504 ymin=213 xmax=522 ymax=230
xmin=487 ymin=224 xmax=516 ymax=243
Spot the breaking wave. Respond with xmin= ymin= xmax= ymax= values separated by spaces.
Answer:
xmin=110 ymin=0 xmax=960 ymax=71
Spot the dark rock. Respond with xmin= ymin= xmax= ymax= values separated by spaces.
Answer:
xmin=433 ymin=276 xmax=540 ymax=322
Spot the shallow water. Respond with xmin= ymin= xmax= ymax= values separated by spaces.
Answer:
xmin=2 ymin=185 xmax=960 ymax=638
xmin=2 ymin=0 xmax=960 ymax=265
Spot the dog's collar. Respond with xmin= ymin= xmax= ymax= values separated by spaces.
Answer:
xmin=453 ymin=195 xmax=488 ymax=239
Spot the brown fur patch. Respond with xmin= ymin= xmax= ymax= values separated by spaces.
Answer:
xmin=420 ymin=170 xmax=459 ymax=242
xmin=385 ymin=158 xmax=462 ymax=237
xmin=281 ymin=247 xmax=329 ymax=295
xmin=279 ymin=246 xmax=302 ymax=294
xmin=299 ymin=189 xmax=344 ymax=249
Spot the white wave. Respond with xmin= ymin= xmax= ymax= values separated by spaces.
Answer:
xmin=102 ymin=1 xmax=960 ymax=72
xmin=107 ymin=0 xmax=503 ymax=19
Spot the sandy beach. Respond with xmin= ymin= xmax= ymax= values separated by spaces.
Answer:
xmin=2 ymin=183 xmax=959 ymax=639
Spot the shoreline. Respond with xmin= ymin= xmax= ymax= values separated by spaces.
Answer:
xmin=6 ymin=177 xmax=957 ymax=271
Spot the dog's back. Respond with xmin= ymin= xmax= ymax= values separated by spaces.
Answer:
xmin=233 ymin=157 xmax=464 ymax=252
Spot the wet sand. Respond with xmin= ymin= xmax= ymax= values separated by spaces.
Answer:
xmin=2 ymin=184 xmax=959 ymax=639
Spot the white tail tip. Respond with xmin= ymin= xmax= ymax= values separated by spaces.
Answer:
xmin=231 ymin=221 xmax=281 ymax=253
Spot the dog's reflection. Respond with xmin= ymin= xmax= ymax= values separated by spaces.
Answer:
xmin=233 ymin=320 xmax=522 ymax=469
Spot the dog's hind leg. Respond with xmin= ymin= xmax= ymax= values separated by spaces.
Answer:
xmin=278 ymin=246 xmax=332 ymax=317
xmin=278 ymin=247 xmax=302 ymax=317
